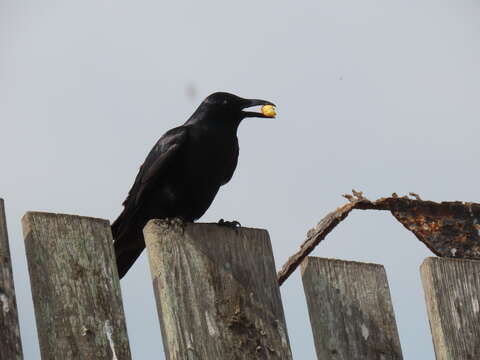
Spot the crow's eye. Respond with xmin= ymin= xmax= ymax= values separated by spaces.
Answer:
xmin=222 ymin=99 xmax=228 ymax=105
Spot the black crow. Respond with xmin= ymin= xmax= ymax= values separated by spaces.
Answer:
xmin=112 ymin=92 xmax=276 ymax=278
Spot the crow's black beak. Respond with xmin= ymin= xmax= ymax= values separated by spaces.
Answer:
xmin=241 ymin=98 xmax=276 ymax=118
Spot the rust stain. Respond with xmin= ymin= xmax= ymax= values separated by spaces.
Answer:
xmin=384 ymin=198 xmax=480 ymax=259
xmin=278 ymin=191 xmax=480 ymax=286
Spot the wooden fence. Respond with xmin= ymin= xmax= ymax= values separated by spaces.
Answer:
xmin=1 ymin=198 xmax=480 ymax=359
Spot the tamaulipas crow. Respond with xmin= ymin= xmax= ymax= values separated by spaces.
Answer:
xmin=112 ymin=92 xmax=276 ymax=278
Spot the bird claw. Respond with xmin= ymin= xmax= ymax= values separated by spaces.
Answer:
xmin=217 ymin=219 xmax=241 ymax=229
xmin=158 ymin=217 xmax=187 ymax=234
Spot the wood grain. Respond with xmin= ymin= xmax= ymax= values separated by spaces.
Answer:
xmin=0 ymin=199 xmax=23 ymax=360
xmin=144 ymin=220 xmax=292 ymax=360
xmin=421 ymin=257 xmax=480 ymax=360
xmin=22 ymin=212 xmax=131 ymax=360
xmin=301 ymin=257 xmax=403 ymax=360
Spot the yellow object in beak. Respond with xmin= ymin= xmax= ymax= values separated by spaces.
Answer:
xmin=261 ymin=105 xmax=276 ymax=118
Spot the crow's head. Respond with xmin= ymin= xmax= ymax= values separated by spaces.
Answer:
xmin=200 ymin=92 xmax=276 ymax=120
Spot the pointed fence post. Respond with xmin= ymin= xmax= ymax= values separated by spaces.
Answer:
xmin=421 ymin=257 xmax=480 ymax=360
xmin=301 ymin=257 xmax=403 ymax=360
xmin=0 ymin=199 xmax=23 ymax=360
xmin=22 ymin=212 xmax=132 ymax=360
xmin=144 ymin=220 xmax=293 ymax=360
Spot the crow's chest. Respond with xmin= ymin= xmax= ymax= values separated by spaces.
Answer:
xmin=184 ymin=132 xmax=239 ymax=185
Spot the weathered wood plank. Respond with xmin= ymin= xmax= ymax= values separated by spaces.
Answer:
xmin=301 ymin=257 xmax=403 ymax=360
xmin=22 ymin=212 xmax=131 ymax=360
xmin=144 ymin=220 xmax=292 ymax=360
xmin=0 ymin=199 xmax=23 ymax=360
xmin=420 ymin=257 xmax=480 ymax=360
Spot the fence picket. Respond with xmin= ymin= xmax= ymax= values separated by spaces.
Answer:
xmin=301 ymin=257 xmax=403 ymax=360
xmin=144 ymin=220 xmax=293 ymax=360
xmin=421 ymin=257 xmax=480 ymax=360
xmin=0 ymin=199 xmax=23 ymax=360
xmin=22 ymin=212 xmax=131 ymax=360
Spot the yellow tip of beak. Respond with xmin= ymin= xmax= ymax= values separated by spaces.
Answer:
xmin=261 ymin=105 xmax=276 ymax=118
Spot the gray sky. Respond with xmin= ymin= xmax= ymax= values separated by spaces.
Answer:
xmin=2 ymin=0 xmax=480 ymax=358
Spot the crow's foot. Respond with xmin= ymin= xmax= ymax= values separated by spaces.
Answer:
xmin=217 ymin=219 xmax=241 ymax=229
xmin=170 ymin=217 xmax=187 ymax=226
xmin=157 ymin=217 xmax=187 ymax=234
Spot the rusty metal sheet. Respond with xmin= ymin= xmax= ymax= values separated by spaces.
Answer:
xmin=278 ymin=191 xmax=480 ymax=286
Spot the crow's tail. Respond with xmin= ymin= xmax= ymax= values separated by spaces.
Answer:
xmin=114 ymin=237 xmax=144 ymax=279
xmin=111 ymin=211 xmax=145 ymax=279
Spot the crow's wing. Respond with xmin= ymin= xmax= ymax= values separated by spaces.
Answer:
xmin=122 ymin=126 xmax=188 ymax=211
